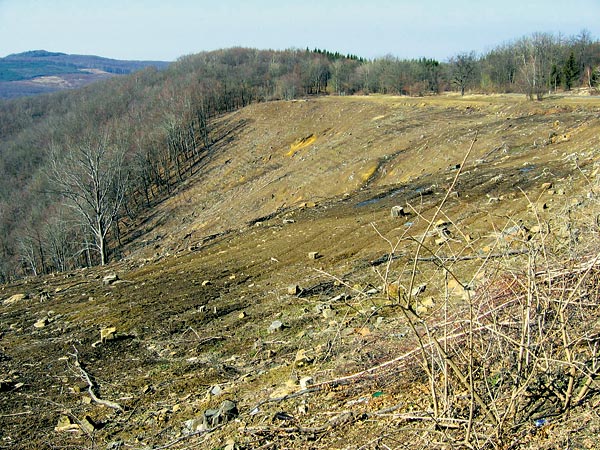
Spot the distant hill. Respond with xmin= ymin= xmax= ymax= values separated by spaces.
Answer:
xmin=0 ymin=50 xmax=170 ymax=98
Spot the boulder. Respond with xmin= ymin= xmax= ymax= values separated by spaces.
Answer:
xmin=308 ymin=251 xmax=320 ymax=260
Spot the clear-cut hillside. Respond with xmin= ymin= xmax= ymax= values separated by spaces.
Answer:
xmin=2 ymin=94 xmax=600 ymax=449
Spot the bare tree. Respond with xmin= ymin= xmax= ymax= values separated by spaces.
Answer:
xmin=48 ymin=132 xmax=126 ymax=266
xmin=450 ymin=52 xmax=477 ymax=95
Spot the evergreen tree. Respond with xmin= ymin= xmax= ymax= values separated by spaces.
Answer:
xmin=550 ymin=64 xmax=562 ymax=92
xmin=563 ymin=51 xmax=579 ymax=91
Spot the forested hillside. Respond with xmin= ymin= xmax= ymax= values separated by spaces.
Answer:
xmin=0 ymin=50 xmax=170 ymax=98
xmin=0 ymin=31 xmax=599 ymax=282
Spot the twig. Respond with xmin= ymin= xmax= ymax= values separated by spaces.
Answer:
xmin=0 ymin=411 xmax=34 ymax=417
xmin=416 ymin=249 xmax=527 ymax=262
xmin=70 ymin=345 xmax=124 ymax=412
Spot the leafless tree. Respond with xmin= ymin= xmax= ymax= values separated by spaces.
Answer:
xmin=450 ymin=52 xmax=477 ymax=96
xmin=48 ymin=132 xmax=126 ymax=266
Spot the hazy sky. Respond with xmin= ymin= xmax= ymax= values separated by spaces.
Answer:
xmin=1 ymin=0 xmax=599 ymax=62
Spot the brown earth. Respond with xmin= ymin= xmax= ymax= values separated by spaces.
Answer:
xmin=2 ymin=94 xmax=600 ymax=449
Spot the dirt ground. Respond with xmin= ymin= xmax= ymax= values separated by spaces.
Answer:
xmin=2 ymin=94 xmax=600 ymax=449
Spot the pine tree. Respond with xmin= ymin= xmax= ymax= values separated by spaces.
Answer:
xmin=563 ymin=51 xmax=579 ymax=91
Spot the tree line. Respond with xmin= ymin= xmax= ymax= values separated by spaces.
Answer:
xmin=0 ymin=31 xmax=599 ymax=281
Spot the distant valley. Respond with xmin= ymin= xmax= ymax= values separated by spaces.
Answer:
xmin=0 ymin=50 xmax=170 ymax=98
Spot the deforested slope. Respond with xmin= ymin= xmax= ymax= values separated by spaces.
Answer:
xmin=2 ymin=94 xmax=600 ymax=449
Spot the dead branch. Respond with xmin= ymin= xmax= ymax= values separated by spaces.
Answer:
xmin=416 ymin=249 xmax=528 ymax=262
xmin=70 ymin=345 xmax=124 ymax=412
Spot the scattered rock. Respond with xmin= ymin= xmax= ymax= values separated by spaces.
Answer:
xmin=202 ymin=400 xmax=238 ymax=429
xmin=102 ymin=274 xmax=119 ymax=285
xmin=356 ymin=327 xmax=371 ymax=336
xmin=390 ymin=205 xmax=407 ymax=218
xmin=100 ymin=327 xmax=117 ymax=343
xmin=55 ymin=415 xmax=80 ymax=433
xmin=294 ymin=349 xmax=313 ymax=367
xmin=33 ymin=317 xmax=48 ymax=329
xmin=3 ymin=293 xmax=27 ymax=306
xmin=79 ymin=415 xmax=97 ymax=434
xmin=268 ymin=320 xmax=285 ymax=333
xmin=435 ymin=236 xmax=449 ymax=245
xmin=411 ymin=283 xmax=427 ymax=297
xmin=287 ymin=284 xmax=301 ymax=295
xmin=308 ymin=251 xmax=320 ymax=260
xmin=299 ymin=376 xmax=314 ymax=390
xmin=434 ymin=219 xmax=450 ymax=228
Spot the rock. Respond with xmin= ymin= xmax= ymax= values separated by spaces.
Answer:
xmin=541 ymin=182 xmax=553 ymax=190
xmin=268 ymin=320 xmax=285 ymax=333
xmin=356 ymin=327 xmax=371 ymax=336
xmin=55 ymin=415 xmax=80 ymax=433
xmin=100 ymin=327 xmax=117 ymax=343
xmin=390 ymin=206 xmax=407 ymax=218
xmin=411 ymin=283 xmax=427 ymax=297
xmin=33 ymin=317 xmax=48 ymax=329
xmin=294 ymin=349 xmax=313 ymax=367
xmin=237 ymin=311 xmax=247 ymax=319
xmin=202 ymin=400 xmax=238 ymax=429
xmin=202 ymin=280 xmax=212 ymax=286
xmin=308 ymin=251 xmax=320 ymax=260
xmin=283 ymin=219 xmax=295 ymax=224
xmin=435 ymin=236 xmax=449 ymax=245
xmin=287 ymin=285 xmax=301 ymax=295
xmin=79 ymin=415 xmax=97 ymax=434
xmin=3 ymin=293 xmax=27 ymax=305
xmin=434 ymin=219 xmax=450 ymax=228
xmin=210 ymin=385 xmax=223 ymax=396
xmin=299 ymin=376 xmax=314 ymax=390
xmin=103 ymin=274 xmax=119 ymax=285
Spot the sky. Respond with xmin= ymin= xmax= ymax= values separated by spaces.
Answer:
xmin=1 ymin=0 xmax=599 ymax=62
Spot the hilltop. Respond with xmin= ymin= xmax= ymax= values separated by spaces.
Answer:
xmin=2 ymin=94 xmax=600 ymax=449
xmin=0 ymin=50 xmax=169 ymax=98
